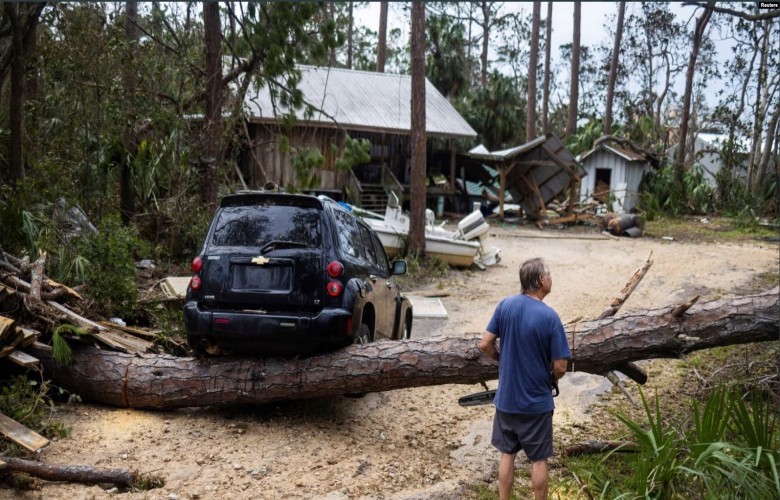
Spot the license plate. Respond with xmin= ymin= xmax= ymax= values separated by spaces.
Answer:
xmin=231 ymin=265 xmax=292 ymax=291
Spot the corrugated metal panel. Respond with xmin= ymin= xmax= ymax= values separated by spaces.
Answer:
xmin=243 ymin=65 xmax=477 ymax=139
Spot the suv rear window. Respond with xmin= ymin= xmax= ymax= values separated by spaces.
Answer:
xmin=211 ymin=205 xmax=322 ymax=248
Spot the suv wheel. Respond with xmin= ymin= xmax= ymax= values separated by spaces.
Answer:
xmin=403 ymin=310 xmax=413 ymax=339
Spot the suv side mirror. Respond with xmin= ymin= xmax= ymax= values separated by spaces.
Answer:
xmin=392 ymin=260 xmax=407 ymax=275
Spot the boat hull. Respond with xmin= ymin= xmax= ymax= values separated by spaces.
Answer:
xmin=368 ymin=224 xmax=479 ymax=267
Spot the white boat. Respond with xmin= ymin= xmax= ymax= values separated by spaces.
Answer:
xmin=356 ymin=194 xmax=500 ymax=268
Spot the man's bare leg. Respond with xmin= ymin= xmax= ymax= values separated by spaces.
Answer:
xmin=498 ymin=452 xmax=517 ymax=500
xmin=530 ymin=459 xmax=549 ymax=499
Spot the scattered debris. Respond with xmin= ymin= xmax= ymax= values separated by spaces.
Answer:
xmin=160 ymin=277 xmax=190 ymax=299
xmin=405 ymin=296 xmax=448 ymax=319
xmin=0 ymin=455 xmax=146 ymax=487
xmin=0 ymin=413 xmax=49 ymax=453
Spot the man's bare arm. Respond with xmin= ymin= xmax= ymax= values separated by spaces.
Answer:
xmin=479 ymin=331 xmax=499 ymax=362
xmin=552 ymin=358 xmax=568 ymax=380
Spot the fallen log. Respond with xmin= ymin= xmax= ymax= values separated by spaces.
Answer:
xmin=31 ymin=288 xmax=779 ymax=410
xmin=0 ymin=456 xmax=136 ymax=487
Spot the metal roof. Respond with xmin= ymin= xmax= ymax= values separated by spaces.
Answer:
xmin=467 ymin=135 xmax=548 ymax=161
xmin=578 ymin=142 xmax=646 ymax=162
xmin=242 ymin=65 xmax=477 ymax=139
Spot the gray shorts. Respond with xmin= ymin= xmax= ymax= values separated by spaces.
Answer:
xmin=491 ymin=409 xmax=553 ymax=462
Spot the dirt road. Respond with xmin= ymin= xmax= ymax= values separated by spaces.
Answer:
xmin=26 ymin=225 xmax=779 ymax=499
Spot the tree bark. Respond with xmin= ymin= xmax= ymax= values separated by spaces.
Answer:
xmin=33 ymin=289 xmax=779 ymax=410
xmin=376 ymin=2 xmax=388 ymax=72
xmin=202 ymin=1 xmax=222 ymax=210
xmin=120 ymin=1 xmax=139 ymax=225
xmin=409 ymin=2 xmax=426 ymax=256
xmin=542 ymin=1 xmax=553 ymax=134
xmin=480 ymin=1 xmax=490 ymax=87
xmin=526 ymin=2 xmax=541 ymax=142
xmin=675 ymin=6 xmax=713 ymax=198
xmin=5 ymin=3 xmax=26 ymax=186
xmin=565 ymin=1 xmax=581 ymax=138
xmin=604 ymin=1 xmax=625 ymax=136
xmin=755 ymin=97 xmax=780 ymax=189
xmin=347 ymin=2 xmax=354 ymax=69
xmin=1 ymin=456 xmax=136 ymax=487
xmin=748 ymin=20 xmax=771 ymax=190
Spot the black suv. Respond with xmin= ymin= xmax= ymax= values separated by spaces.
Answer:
xmin=184 ymin=192 xmax=412 ymax=356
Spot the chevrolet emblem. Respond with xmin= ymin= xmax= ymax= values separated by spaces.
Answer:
xmin=251 ymin=256 xmax=270 ymax=265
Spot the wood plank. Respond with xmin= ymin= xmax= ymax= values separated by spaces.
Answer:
xmin=31 ymin=341 xmax=53 ymax=353
xmin=160 ymin=277 xmax=190 ymax=299
xmin=6 ymin=351 xmax=40 ymax=368
xmin=5 ymin=328 xmax=25 ymax=349
xmin=0 ymin=316 xmax=15 ymax=342
xmin=45 ymin=278 xmax=83 ymax=301
xmin=0 ymin=412 xmax=49 ymax=453
xmin=17 ymin=327 xmax=39 ymax=348
xmin=98 ymin=322 xmax=158 ymax=340
xmin=0 ymin=346 xmax=15 ymax=358
xmin=46 ymin=301 xmax=106 ymax=331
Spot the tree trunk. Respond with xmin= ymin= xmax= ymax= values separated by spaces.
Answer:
xmin=526 ymin=2 xmax=541 ymax=142
xmin=604 ymin=1 xmax=625 ymax=136
xmin=120 ymin=1 xmax=139 ymax=225
xmin=755 ymin=98 xmax=780 ymax=189
xmin=347 ymin=2 xmax=354 ymax=69
xmin=376 ymin=2 xmax=388 ymax=72
xmin=202 ymin=1 xmax=222 ymax=210
xmin=746 ymin=19 xmax=772 ymax=189
xmin=480 ymin=1 xmax=489 ymax=87
xmin=33 ymin=289 xmax=779 ymax=410
xmin=565 ymin=1 xmax=581 ymax=138
xmin=675 ymin=6 xmax=713 ymax=199
xmin=542 ymin=1 xmax=553 ymax=134
xmin=409 ymin=2 xmax=426 ymax=256
xmin=328 ymin=2 xmax=336 ymax=66
xmin=5 ymin=3 xmax=25 ymax=186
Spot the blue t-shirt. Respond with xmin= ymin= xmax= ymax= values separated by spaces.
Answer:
xmin=486 ymin=294 xmax=571 ymax=414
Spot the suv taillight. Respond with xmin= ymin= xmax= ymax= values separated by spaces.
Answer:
xmin=191 ymin=256 xmax=203 ymax=273
xmin=327 ymin=261 xmax=344 ymax=277
xmin=190 ymin=275 xmax=202 ymax=291
xmin=326 ymin=280 xmax=342 ymax=297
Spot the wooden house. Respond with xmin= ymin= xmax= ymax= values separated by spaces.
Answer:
xmin=578 ymin=139 xmax=653 ymax=213
xmin=240 ymin=65 xmax=477 ymax=209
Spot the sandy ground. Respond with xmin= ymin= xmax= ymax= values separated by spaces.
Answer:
xmin=11 ymin=224 xmax=779 ymax=500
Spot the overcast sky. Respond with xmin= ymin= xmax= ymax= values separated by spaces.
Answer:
xmin=355 ymin=2 xmax=704 ymax=55
xmin=353 ymin=2 xmax=723 ymax=106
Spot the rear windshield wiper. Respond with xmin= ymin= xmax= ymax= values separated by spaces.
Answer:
xmin=259 ymin=240 xmax=308 ymax=254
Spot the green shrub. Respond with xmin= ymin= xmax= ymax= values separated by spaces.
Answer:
xmin=572 ymin=387 xmax=780 ymax=498
xmin=81 ymin=214 xmax=147 ymax=317
xmin=0 ymin=376 xmax=70 ymax=448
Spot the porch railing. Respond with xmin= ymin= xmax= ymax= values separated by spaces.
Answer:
xmin=345 ymin=169 xmax=362 ymax=206
xmin=381 ymin=164 xmax=405 ymax=207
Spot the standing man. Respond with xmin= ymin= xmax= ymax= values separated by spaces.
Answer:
xmin=479 ymin=257 xmax=571 ymax=500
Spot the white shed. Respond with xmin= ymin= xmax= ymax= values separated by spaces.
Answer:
xmin=578 ymin=141 xmax=653 ymax=213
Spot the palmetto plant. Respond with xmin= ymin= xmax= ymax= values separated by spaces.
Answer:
xmin=597 ymin=387 xmax=780 ymax=499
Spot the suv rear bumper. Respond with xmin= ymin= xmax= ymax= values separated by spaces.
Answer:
xmin=184 ymin=301 xmax=354 ymax=356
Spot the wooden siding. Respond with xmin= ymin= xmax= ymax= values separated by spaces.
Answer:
xmin=579 ymin=149 xmax=651 ymax=213
xmin=250 ymin=125 xmax=348 ymax=190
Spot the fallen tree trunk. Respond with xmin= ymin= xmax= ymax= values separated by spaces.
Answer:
xmin=32 ymin=288 xmax=779 ymax=410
